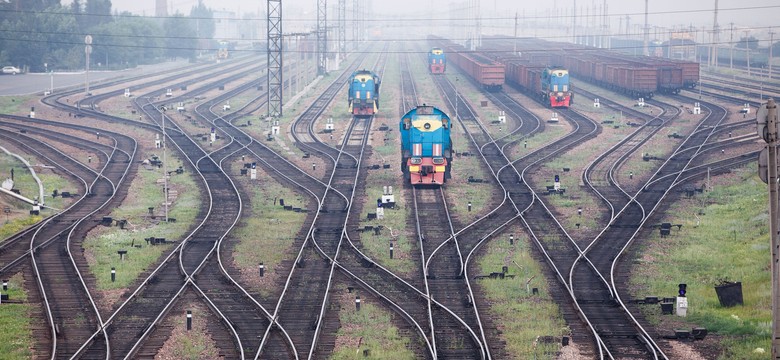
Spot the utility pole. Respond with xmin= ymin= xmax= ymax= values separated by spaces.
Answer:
xmin=643 ymin=0 xmax=649 ymax=56
xmin=711 ymin=0 xmax=720 ymax=67
xmin=160 ymin=106 xmax=169 ymax=223
xmin=352 ymin=0 xmax=358 ymax=50
xmin=729 ymin=23 xmax=734 ymax=68
xmin=514 ymin=11 xmax=516 ymax=54
xmin=338 ymin=0 xmax=345 ymax=61
xmin=770 ymin=28 xmax=775 ymax=78
xmin=758 ymin=98 xmax=780 ymax=359
xmin=84 ymin=35 xmax=92 ymax=95
xmin=572 ymin=0 xmax=576 ymax=44
xmin=744 ymin=29 xmax=751 ymax=76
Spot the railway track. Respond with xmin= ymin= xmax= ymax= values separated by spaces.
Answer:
xmin=0 ymin=116 xmax=138 ymax=358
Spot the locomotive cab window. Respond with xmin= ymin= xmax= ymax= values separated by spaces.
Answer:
xmin=403 ymin=118 xmax=411 ymax=130
xmin=442 ymin=118 xmax=449 ymax=129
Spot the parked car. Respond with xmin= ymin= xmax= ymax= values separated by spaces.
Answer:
xmin=2 ymin=66 xmax=21 ymax=75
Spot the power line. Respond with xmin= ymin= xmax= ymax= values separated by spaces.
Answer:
xmin=2 ymin=4 xmax=780 ymax=23
xmin=0 ymin=34 xmax=768 ymax=56
xmin=2 ymin=23 xmax=778 ymax=47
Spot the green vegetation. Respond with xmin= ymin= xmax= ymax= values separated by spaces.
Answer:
xmin=354 ymin=54 xmax=416 ymax=275
xmin=84 ymin=151 xmax=200 ymax=290
xmin=0 ymin=0 xmax=215 ymax=71
xmin=0 ymin=273 xmax=33 ymax=360
xmin=330 ymin=286 xmax=416 ymax=360
xmin=0 ymin=96 xmax=32 ymax=115
xmin=630 ymin=167 xmax=771 ymax=359
xmin=0 ymin=152 xmax=74 ymax=241
xmin=158 ymin=303 xmax=220 ymax=359
xmin=232 ymin=164 xmax=307 ymax=297
xmin=477 ymin=227 xmax=569 ymax=359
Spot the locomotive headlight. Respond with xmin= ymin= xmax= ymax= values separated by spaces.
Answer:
xmin=411 ymin=157 xmax=422 ymax=164
xmin=432 ymin=157 xmax=445 ymax=165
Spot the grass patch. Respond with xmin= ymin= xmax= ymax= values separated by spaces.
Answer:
xmin=84 ymin=150 xmax=201 ymax=290
xmin=477 ymin=227 xmax=569 ymax=359
xmin=0 ymin=273 xmax=33 ymax=360
xmin=156 ymin=302 xmax=220 ymax=359
xmin=231 ymin=162 xmax=307 ymax=297
xmin=629 ymin=166 xmax=771 ymax=358
xmin=331 ymin=285 xmax=416 ymax=360
xmin=0 ymin=96 xmax=32 ymax=115
xmin=355 ymin=53 xmax=417 ymax=275
xmin=0 ymin=152 xmax=75 ymax=240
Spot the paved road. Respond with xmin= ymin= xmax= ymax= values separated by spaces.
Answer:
xmin=0 ymin=60 xmax=190 ymax=96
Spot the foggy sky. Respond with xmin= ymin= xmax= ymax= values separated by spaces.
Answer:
xmin=72 ymin=0 xmax=779 ymax=35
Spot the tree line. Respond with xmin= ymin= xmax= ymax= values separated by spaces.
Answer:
xmin=0 ymin=0 xmax=216 ymax=72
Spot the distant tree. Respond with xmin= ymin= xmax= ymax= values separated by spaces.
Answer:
xmin=189 ymin=0 xmax=215 ymax=54
xmin=735 ymin=36 xmax=759 ymax=50
xmin=163 ymin=13 xmax=197 ymax=60
xmin=772 ymin=41 xmax=780 ymax=57
xmin=0 ymin=5 xmax=81 ymax=71
xmin=84 ymin=0 xmax=112 ymax=29
xmin=0 ymin=0 xmax=59 ymax=23
xmin=70 ymin=0 xmax=82 ymax=14
xmin=91 ymin=16 xmax=164 ymax=68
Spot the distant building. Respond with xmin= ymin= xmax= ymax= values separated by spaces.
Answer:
xmin=155 ymin=0 xmax=167 ymax=17
xmin=214 ymin=10 xmax=240 ymax=41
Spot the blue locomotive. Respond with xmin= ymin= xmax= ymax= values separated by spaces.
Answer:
xmin=400 ymin=105 xmax=452 ymax=185
xmin=428 ymin=47 xmax=446 ymax=74
xmin=541 ymin=67 xmax=572 ymax=108
xmin=348 ymin=69 xmax=380 ymax=116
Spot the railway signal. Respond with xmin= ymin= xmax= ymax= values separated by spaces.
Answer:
xmin=554 ymin=175 xmax=560 ymax=191
xmin=678 ymin=284 xmax=687 ymax=297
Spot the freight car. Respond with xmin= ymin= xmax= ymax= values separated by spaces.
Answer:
xmin=400 ymin=104 xmax=452 ymax=186
xmin=484 ymin=37 xmax=700 ymax=98
xmin=348 ymin=69 xmax=380 ymax=116
xmin=454 ymin=49 xmax=505 ymax=90
xmin=428 ymin=47 xmax=446 ymax=74
xmin=432 ymin=40 xmax=504 ymax=90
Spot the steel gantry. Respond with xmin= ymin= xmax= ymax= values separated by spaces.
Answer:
xmin=267 ymin=0 xmax=283 ymax=117
xmin=352 ymin=0 xmax=359 ymax=50
xmin=338 ymin=0 xmax=346 ymax=57
xmin=317 ymin=0 xmax=327 ymax=75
